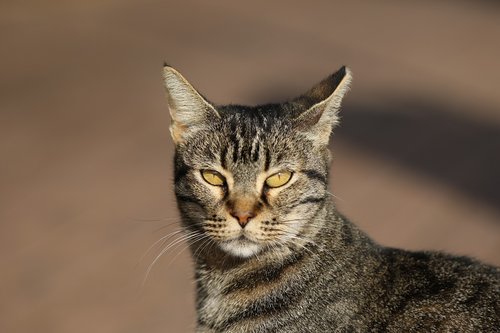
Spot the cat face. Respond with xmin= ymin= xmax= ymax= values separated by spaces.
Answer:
xmin=163 ymin=65 xmax=351 ymax=258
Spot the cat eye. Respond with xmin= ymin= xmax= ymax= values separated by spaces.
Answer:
xmin=201 ymin=170 xmax=226 ymax=186
xmin=265 ymin=171 xmax=292 ymax=188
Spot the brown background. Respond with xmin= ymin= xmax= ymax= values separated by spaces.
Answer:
xmin=1 ymin=1 xmax=499 ymax=332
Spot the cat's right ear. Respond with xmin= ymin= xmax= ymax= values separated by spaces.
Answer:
xmin=162 ymin=65 xmax=219 ymax=144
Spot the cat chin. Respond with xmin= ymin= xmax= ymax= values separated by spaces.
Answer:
xmin=219 ymin=240 xmax=262 ymax=258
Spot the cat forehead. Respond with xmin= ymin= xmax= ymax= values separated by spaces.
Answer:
xmin=217 ymin=103 xmax=292 ymax=125
xmin=181 ymin=117 xmax=304 ymax=167
xmin=178 ymin=103 xmax=312 ymax=167
xmin=214 ymin=105 xmax=298 ymax=140
xmin=214 ymin=105 xmax=298 ymax=145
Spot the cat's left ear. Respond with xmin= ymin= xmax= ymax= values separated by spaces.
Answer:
xmin=293 ymin=66 xmax=352 ymax=145
xmin=162 ymin=65 xmax=220 ymax=144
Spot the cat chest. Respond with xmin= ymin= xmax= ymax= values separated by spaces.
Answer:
xmin=198 ymin=274 xmax=292 ymax=327
xmin=196 ymin=263 xmax=337 ymax=332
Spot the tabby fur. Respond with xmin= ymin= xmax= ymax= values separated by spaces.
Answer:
xmin=162 ymin=64 xmax=500 ymax=333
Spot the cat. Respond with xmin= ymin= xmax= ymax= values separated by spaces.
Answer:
xmin=162 ymin=64 xmax=500 ymax=332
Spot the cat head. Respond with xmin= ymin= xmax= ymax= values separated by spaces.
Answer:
xmin=163 ymin=65 xmax=351 ymax=258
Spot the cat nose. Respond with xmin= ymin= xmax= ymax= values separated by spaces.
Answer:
xmin=230 ymin=210 xmax=255 ymax=228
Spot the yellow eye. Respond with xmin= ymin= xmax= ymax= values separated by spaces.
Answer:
xmin=201 ymin=170 xmax=225 ymax=186
xmin=265 ymin=171 xmax=292 ymax=188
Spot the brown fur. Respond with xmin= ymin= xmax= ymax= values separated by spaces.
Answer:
xmin=163 ymin=65 xmax=500 ymax=332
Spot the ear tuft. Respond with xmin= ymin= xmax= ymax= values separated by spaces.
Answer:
xmin=162 ymin=66 xmax=219 ymax=144
xmin=293 ymin=66 xmax=352 ymax=145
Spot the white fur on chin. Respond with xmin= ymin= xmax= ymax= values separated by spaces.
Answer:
xmin=220 ymin=240 xmax=262 ymax=258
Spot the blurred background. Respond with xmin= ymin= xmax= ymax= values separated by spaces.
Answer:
xmin=1 ymin=0 xmax=499 ymax=332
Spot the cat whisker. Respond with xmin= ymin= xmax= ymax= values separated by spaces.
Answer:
xmin=142 ymin=231 xmax=203 ymax=287
xmin=193 ymin=237 xmax=215 ymax=259
xmin=280 ymin=235 xmax=316 ymax=254
xmin=151 ymin=222 xmax=182 ymax=233
xmin=278 ymin=218 xmax=344 ymax=232
xmin=325 ymin=190 xmax=345 ymax=202
xmin=137 ymin=229 xmax=186 ymax=266
xmin=280 ymin=220 xmax=356 ymax=244
xmin=166 ymin=234 xmax=211 ymax=268
xmin=129 ymin=217 xmax=183 ymax=235
xmin=129 ymin=216 xmax=181 ymax=224
xmin=275 ymin=229 xmax=319 ymax=254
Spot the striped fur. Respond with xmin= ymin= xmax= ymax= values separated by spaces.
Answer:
xmin=163 ymin=65 xmax=500 ymax=332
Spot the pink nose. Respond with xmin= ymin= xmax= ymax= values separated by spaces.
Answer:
xmin=230 ymin=211 xmax=255 ymax=228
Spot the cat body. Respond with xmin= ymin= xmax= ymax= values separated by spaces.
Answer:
xmin=162 ymin=65 xmax=500 ymax=332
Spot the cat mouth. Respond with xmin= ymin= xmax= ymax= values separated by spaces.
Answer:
xmin=225 ymin=234 xmax=256 ymax=244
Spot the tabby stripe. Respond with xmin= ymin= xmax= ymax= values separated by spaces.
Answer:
xmin=201 ymin=246 xmax=336 ymax=332
xmin=260 ymin=190 xmax=270 ymax=207
xmin=302 ymin=169 xmax=327 ymax=184
xmin=174 ymin=152 xmax=190 ymax=180
xmin=228 ymin=122 xmax=240 ymax=163
xmin=222 ymin=252 xmax=305 ymax=295
xmin=174 ymin=165 xmax=190 ymax=180
xmin=219 ymin=252 xmax=326 ymax=330
xmin=176 ymin=194 xmax=203 ymax=206
xmin=341 ymin=220 xmax=354 ymax=245
xmin=290 ymin=196 xmax=326 ymax=208
xmin=220 ymin=294 xmax=290 ymax=330
xmin=462 ymin=281 xmax=489 ymax=306
xmin=220 ymin=145 xmax=228 ymax=169
xmin=251 ymin=138 xmax=260 ymax=162
xmin=232 ymin=141 xmax=239 ymax=163
xmin=264 ymin=148 xmax=271 ymax=171
xmin=222 ymin=186 xmax=229 ymax=201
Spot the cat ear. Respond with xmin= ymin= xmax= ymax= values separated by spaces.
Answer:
xmin=162 ymin=64 xmax=220 ymax=144
xmin=293 ymin=66 xmax=352 ymax=145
